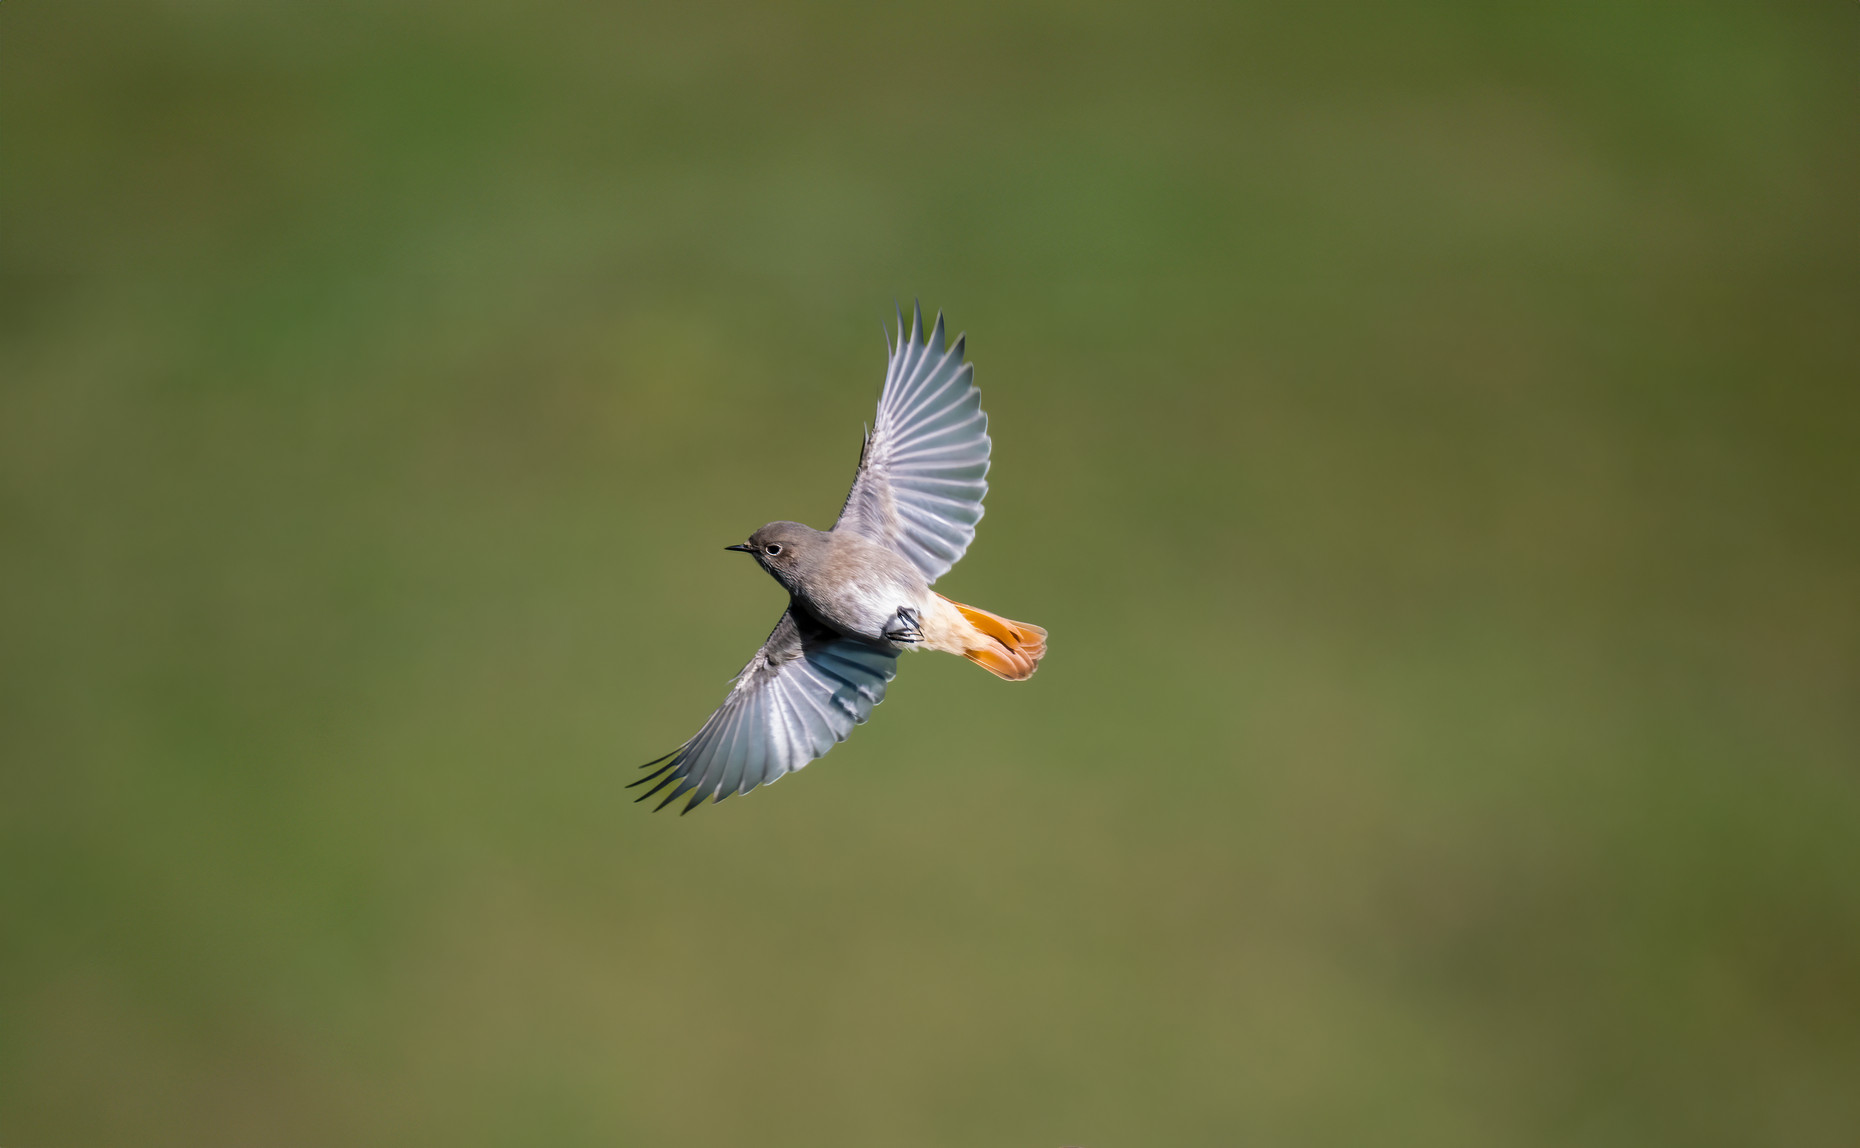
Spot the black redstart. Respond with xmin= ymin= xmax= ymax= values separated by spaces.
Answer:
xmin=633 ymin=303 xmax=1046 ymax=812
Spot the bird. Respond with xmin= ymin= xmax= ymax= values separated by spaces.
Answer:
xmin=632 ymin=303 xmax=1046 ymax=813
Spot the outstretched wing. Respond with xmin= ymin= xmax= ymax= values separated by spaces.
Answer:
xmin=835 ymin=302 xmax=991 ymax=584
xmin=631 ymin=607 xmax=898 ymax=813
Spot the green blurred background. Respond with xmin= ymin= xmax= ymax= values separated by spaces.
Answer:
xmin=3 ymin=2 xmax=1857 ymax=1145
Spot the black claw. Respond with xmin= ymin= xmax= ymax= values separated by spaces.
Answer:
xmin=882 ymin=605 xmax=923 ymax=643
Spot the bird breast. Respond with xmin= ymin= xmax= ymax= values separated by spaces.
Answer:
xmin=803 ymin=533 xmax=932 ymax=641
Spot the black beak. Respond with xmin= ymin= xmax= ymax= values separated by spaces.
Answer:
xmin=724 ymin=543 xmax=754 ymax=553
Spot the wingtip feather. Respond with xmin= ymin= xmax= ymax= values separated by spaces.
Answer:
xmin=652 ymin=778 xmax=694 ymax=812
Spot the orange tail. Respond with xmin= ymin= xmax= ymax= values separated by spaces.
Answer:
xmin=938 ymin=594 xmax=1048 ymax=681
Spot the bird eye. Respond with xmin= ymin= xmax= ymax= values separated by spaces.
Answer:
xmin=765 ymin=543 xmax=782 ymax=556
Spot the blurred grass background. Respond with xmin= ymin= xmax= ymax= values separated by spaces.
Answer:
xmin=3 ymin=1 xmax=1858 ymax=1145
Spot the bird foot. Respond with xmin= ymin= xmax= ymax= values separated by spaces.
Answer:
xmin=882 ymin=606 xmax=923 ymax=643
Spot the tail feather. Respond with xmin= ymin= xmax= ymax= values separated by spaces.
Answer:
xmin=939 ymin=595 xmax=1047 ymax=681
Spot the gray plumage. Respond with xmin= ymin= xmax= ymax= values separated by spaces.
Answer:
xmin=633 ymin=304 xmax=994 ymax=813
xmin=836 ymin=304 xmax=991 ymax=581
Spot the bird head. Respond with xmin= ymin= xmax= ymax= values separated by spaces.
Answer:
xmin=726 ymin=521 xmax=822 ymax=586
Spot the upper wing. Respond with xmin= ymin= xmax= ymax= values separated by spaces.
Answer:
xmin=630 ymin=607 xmax=899 ymax=813
xmin=834 ymin=303 xmax=991 ymax=584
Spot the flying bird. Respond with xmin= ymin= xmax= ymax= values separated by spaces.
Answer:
xmin=633 ymin=304 xmax=1046 ymax=812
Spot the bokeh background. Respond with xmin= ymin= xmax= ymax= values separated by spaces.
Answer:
xmin=4 ymin=2 xmax=1857 ymax=1145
